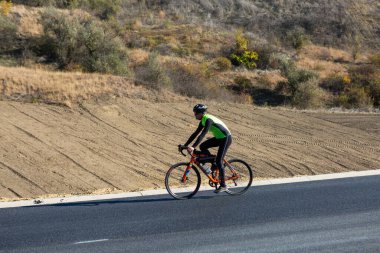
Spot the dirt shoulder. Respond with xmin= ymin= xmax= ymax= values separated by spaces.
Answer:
xmin=0 ymin=99 xmax=379 ymax=201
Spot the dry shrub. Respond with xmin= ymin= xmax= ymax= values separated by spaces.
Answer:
xmin=320 ymin=74 xmax=346 ymax=93
xmin=128 ymin=49 xmax=149 ymax=68
xmin=212 ymin=57 xmax=232 ymax=72
xmin=131 ymin=19 xmax=142 ymax=30
xmin=164 ymin=60 xmax=239 ymax=102
xmin=369 ymin=54 xmax=380 ymax=65
xmin=257 ymin=71 xmax=286 ymax=89
xmin=166 ymin=61 xmax=209 ymax=98
xmin=233 ymin=76 xmax=253 ymax=93
xmin=158 ymin=10 xmax=165 ymax=19
xmin=236 ymin=93 xmax=253 ymax=104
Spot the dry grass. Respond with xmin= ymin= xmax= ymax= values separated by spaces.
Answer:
xmin=9 ymin=4 xmax=91 ymax=36
xmin=257 ymin=71 xmax=287 ymax=89
xmin=0 ymin=66 xmax=186 ymax=105
xmin=301 ymin=45 xmax=352 ymax=62
xmin=297 ymin=45 xmax=350 ymax=79
xmin=126 ymin=23 xmax=233 ymax=58
xmin=296 ymin=58 xmax=348 ymax=79
xmin=9 ymin=4 xmax=42 ymax=36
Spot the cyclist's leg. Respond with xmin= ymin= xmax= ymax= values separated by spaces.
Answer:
xmin=215 ymin=135 xmax=232 ymax=187
xmin=199 ymin=137 xmax=219 ymax=156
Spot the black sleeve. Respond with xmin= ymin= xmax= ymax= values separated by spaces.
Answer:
xmin=184 ymin=121 xmax=203 ymax=146
xmin=192 ymin=118 xmax=212 ymax=148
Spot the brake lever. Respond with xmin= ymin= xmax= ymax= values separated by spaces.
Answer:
xmin=178 ymin=145 xmax=187 ymax=156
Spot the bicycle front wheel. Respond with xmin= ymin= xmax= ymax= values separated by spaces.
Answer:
xmin=224 ymin=159 xmax=253 ymax=195
xmin=165 ymin=162 xmax=201 ymax=200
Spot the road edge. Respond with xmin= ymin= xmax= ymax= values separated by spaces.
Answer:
xmin=1 ymin=169 xmax=380 ymax=208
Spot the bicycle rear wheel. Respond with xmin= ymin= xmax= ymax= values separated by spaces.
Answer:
xmin=224 ymin=159 xmax=253 ymax=195
xmin=165 ymin=162 xmax=201 ymax=200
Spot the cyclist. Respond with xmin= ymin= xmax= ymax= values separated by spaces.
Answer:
xmin=181 ymin=104 xmax=232 ymax=193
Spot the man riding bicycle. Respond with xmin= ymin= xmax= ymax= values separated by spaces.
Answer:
xmin=180 ymin=104 xmax=232 ymax=193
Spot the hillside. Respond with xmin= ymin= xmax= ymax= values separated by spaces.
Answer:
xmin=1 ymin=98 xmax=379 ymax=201
xmin=0 ymin=1 xmax=379 ymax=201
xmin=1 ymin=1 xmax=379 ymax=110
xmin=117 ymin=0 xmax=380 ymax=49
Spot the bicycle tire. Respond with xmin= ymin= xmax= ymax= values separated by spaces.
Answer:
xmin=224 ymin=159 xmax=253 ymax=195
xmin=165 ymin=162 xmax=201 ymax=200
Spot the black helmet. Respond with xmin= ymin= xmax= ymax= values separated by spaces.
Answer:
xmin=193 ymin=104 xmax=207 ymax=114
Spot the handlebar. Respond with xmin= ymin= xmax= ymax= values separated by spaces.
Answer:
xmin=178 ymin=144 xmax=189 ymax=156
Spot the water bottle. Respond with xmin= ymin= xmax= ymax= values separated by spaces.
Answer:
xmin=202 ymin=164 xmax=212 ymax=175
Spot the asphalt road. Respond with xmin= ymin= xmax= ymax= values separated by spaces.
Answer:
xmin=1 ymin=175 xmax=380 ymax=253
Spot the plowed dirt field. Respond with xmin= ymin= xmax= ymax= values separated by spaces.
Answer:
xmin=1 ymin=99 xmax=379 ymax=201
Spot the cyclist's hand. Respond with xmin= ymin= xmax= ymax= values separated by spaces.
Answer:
xmin=178 ymin=144 xmax=185 ymax=152
xmin=187 ymin=146 xmax=194 ymax=154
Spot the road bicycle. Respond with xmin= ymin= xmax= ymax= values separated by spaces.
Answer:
xmin=165 ymin=145 xmax=253 ymax=200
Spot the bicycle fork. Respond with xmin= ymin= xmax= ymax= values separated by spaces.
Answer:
xmin=182 ymin=160 xmax=195 ymax=183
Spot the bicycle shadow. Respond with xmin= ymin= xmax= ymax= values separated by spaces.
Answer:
xmin=25 ymin=194 xmax=217 ymax=208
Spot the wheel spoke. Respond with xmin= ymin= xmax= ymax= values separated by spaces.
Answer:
xmin=165 ymin=163 xmax=201 ymax=199
xmin=224 ymin=159 xmax=253 ymax=195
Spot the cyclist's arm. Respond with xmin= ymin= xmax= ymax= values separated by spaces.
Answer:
xmin=192 ymin=118 xmax=212 ymax=148
xmin=184 ymin=122 xmax=203 ymax=147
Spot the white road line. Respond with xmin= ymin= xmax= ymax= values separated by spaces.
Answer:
xmin=74 ymin=239 xmax=109 ymax=244
xmin=1 ymin=169 xmax=380 ymax=208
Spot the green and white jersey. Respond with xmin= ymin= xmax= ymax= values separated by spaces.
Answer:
xmin=185 ymin=113 xmax=231 ymax=148
xmin=201 ymin=114 xmax=231 ymax=139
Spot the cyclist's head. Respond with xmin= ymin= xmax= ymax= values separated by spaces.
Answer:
xmin=193 ymin=104 xmax=207 ymax=114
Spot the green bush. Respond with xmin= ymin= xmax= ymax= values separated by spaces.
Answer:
xmin=370 ymin=81 xmax=380 ymax=107
xmin=268 ymin=53 xmax=296 ymax=75
xmin=229 ymin=30 xmax=259 ymax=69
xmin=0 ymin=15 xmax=18 ymax=52
xmin=287 ymin=69 xmax=317 ymax=95
xmin=346 ymin=87 xmax=372 ymax=108
xmin=12 ymin=0 xmax=78 ymax=7
xmin=40 ymin=9 xmax=80 ymax=67
xmin=136 ymin=52 xmax=171 ymax=90
xmin=291 ymin=78 xmax=325 ymax=109
xmin=40 ymin=9 xmax=129 ymax=75
xmin=286 ymin=27 xmax=310 ymax=50
xmin=349 ymin=65 xmax=377 ymax=87
xmin=13 ymin=0 xmax=120 ymax=19
xmin=254 ymin=44 xmax=278 ymax=70
xmin=270 ymin=53 xmax=320 ymax=107
xmin=277 ymin=65 xmax=317 ymax=97
xmin=348 ymin=65 xmax=380 ymax=107
xmin=80 ymin=0 xmax=121 ymax=20
xmin=231 ymin=50 xmax=259 ymax=69
xmin=333 ymin=86 xmax=372 ymax=109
